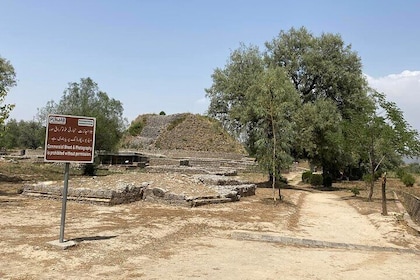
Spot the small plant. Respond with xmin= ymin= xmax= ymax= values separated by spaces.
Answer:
xmin=127 ymin=119 xmax=145 ymax=136
xmin=167 ymin=115 xmax=187 ymax=131
xmin=350 ymin=187 xmax=360 ymax=196
xmin=309 ymin=174 xmax=323 ymax=186
xmin=402 ymin=173 xmax=415 ymax=187
xmin=302 ymin=171 xmax=312 ymax=183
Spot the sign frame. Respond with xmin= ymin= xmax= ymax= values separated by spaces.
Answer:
xmin=44 ymin=114 xmax=96 ymax=163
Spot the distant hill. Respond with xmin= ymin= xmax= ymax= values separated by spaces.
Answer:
xmin=121 ymin=113 xmax=246 ymax=154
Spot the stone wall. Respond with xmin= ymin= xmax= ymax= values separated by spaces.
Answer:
xmin=399 ymin=191 xmax=420 ymax=224
xmin=22 ymin=182 xmax=147 ymax=205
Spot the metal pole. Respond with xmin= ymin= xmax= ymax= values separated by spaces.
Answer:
xmin=59 ymin=162 xmax=70 ymax=243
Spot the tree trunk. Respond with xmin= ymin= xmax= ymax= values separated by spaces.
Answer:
xmin=367 ymin=156 xmax=374 ymax=201
xmin=381 ymin=172 xmax=388 ymax=215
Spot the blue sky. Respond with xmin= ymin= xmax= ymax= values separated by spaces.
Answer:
xmin=1 ymin=0 xmax=420 ymax=132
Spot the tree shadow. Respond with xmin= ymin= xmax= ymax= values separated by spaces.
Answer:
xmin=70 ymin=235 xmax=117 ymax=243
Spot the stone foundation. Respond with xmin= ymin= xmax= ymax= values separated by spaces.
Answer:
xmin=22 ymin=175 xmax=257 ymax=207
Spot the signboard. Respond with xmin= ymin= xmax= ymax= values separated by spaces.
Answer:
xmin=44 ymin=114 xmax=96 ymax=163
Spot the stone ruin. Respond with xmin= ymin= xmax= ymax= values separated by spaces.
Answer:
xmin=22 ymin=153 xmax=258 ymax=207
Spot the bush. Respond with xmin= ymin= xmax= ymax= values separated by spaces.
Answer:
xmin=167 ymin=115 xmax=187 ymax=131
xmin=302 ymin=171 xmax=312 ymax=183
xmin=402 ymin=173 xmax=415 ymax=187
xmin=350 ymin=187 xmax=360 ymax=196
xmin=82 ymin=163 xmax=97 ymax=176
xmin=309 ymin=174 xmax=323 ymax=186
xmin=128 ymin=120 xmax=145 ymax=136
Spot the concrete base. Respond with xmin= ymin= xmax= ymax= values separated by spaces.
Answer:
xmin=47 ymin=240 xmax=79 ymax=250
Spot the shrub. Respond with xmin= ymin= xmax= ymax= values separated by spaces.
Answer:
xmin=167 ymin=115 xmax=187 ymax=131
xmin=128 ymin=120 xmax=145 ymax=136
xmin=159 ymin=111 xmax=166 ymax=115
xmin=83 ymin=163 xmax=97 ymax=176
xmin=402 ymin=173 xmax=415 ymax=187
xmin=350 ymin=187 xmax=360 ymax=196
xmin=302 ymin=171 xmax=312 ymax=183
xmin=310 ymin=174 xmax=323 ymax=186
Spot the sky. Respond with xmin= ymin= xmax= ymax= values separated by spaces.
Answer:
xmin=1 ymin=0 xmax=420 ymax=132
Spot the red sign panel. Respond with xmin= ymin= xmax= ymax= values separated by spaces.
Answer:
xmin=44 ymin=114 xmax=96 ymax=163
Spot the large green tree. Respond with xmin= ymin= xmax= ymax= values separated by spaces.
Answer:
xmin=206 ymin=28 xmax=370 ymax=181
xmin=265 ymin=27 xmax=371 ymax=180
xmin=39 ymin=77 xmax=126 ymax=152
xmin=206 ymin=45 xmax=301 ymax=193
xmin=0 ymin=56 xmax=16 ymax=127
xmin=248 ymin=67 xmax=300 ymax=199
xmin=206 ymin=27 xmax=420 ymax=194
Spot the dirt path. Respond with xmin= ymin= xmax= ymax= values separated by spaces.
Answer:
xmin=1 ymin=179 xmax=419 ymax=279
xmin=142 ymin=191 xmax=419 ymax=280
xmin=296 ymin=192 xmax=388 ymax=245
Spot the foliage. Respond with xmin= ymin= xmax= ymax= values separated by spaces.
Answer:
xmin=265 ymin=27 xmax=371 ymax=180
xmin=363 ymin=173 xmax=380 ymax=184
xmin=0 ymin=56 xmax=16 ymax=127
xmin=128 ymin=118 xmax=146 ymax=136
xmin=358 ymin=90 xmax=420 ymax=200
xmin=83 ymin=163 xmax=97 ymax=176
xmin=401 ymin=173 xmax=415 ymax=187
xmin=0 ymin=119 xmax=44 ymax=149
xmin=350 ymin=187 xmax=360 ymax=196
xmin=205 ymin=26 xmax=420 ymax=200
xmin=309 ymin=174 xmax=323 ymax=186
xmin=302 ymin=171 xmax=313 ymax=183
xmin=395 ymin=167 xmax=407 ymax=179
xmin=205 ymin=43 xmax=300 ymax=195
xmin=248 ymin=67 xmax=300 ymax=193
xmin=167 ymin=114 xmax=187 ymax=131
xmin=38 ymin=77 xmax=126 ymax=152
xmin=159 ymin=111 xmax=166 ymax=115
xmin=206 ymin=27 xmax=371 ymax=182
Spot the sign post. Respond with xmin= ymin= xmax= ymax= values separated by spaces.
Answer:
xmin=45 ymin=114 xmax=96 ymax=244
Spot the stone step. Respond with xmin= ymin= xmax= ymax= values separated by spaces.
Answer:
xmin=191 ymin=197 xmax=234 ymax=207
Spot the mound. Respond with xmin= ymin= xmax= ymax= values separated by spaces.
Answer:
xmin=123 ymin=113 xmax=246 ymax=154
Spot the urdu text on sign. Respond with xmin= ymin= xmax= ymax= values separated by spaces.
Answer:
xmin=44 ymin=114 xmax=96 ymax=163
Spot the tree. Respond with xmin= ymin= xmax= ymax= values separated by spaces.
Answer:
xmin=18 ymin=120 xmax=45 ymax=149
xmin=206 ymin=43 xmax=265 ymax=141
xmin=39 ymin=77 xmax=126 ymax=152
xmin=0 ymin=119 xmax=44 ymax=149
xmin=206 ymin=44 xmax=300 ymax=200
xmin=247 ymin=67 xmax=300 ymax=200
xmin=265 ymin=27 xmax=370 ymax=181
xmin=362 ymin=90 xmax=420 ymax=209
xmin=207 ymin=28 xmax=370 ymax=185
xmin=0 ymin=56 xmax=16 ymax=127
xmin=293 ymin=99 xmax=343 ymax=182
